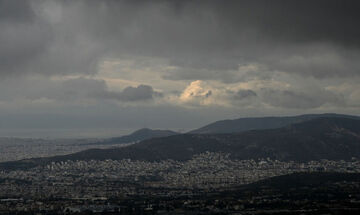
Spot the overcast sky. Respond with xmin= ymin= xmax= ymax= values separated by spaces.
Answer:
xmin=1 ymin=0 xmax=360 ymax=138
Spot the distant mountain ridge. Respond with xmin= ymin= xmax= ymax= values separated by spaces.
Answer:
xmin=1 ymin=116 xmax=360 ymax=170
xmin=189 ymin=113 xmax=359 ymax=134
xmin=98 ymin=128 xmax=179 ymax=145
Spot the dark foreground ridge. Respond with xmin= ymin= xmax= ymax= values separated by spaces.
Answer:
xmin=234 ymin=172 xmax=360 ymax=191
xmin=204 ymin=172 xmax=360 ymax=214
xmin=1 ymin=116 xmax=360 ymax=171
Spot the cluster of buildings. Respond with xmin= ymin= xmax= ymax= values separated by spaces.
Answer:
xmin=0 ymin=152 xmax=359 ymax=213
xmin=1 ymin=152 xmax=359 ymax=191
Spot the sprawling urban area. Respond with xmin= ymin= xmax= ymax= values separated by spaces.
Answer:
xmin=0 ymin=152 xmax=359 ymax=214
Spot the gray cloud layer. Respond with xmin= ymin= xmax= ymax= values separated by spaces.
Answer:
xmin=2 ymin=0 xmax=360 ymax=78
xmin=0 ymin=0 xmax=359 ymax=137
xmin=94 ymin=84 xmax=161 ymax=102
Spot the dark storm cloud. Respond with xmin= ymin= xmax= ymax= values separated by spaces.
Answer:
xmin=232 ymin=90 xmax=257 ymax=101
xmin=0 ymin=0 xmax=34 ymax=22
xmin=209 ymin=0 xmax=360 ymax=46
xmin=0 ymin=76 xmax=159 ymax=103
xmin=93 ymin=84 xmax=161 ymax=102
xmin=261 ymin=88 xmax=344 ymax=109
xmin=1 ymin=0 xmax=360 ymax=79
xmin=159 ymin=0 xmax=360 ymax=79
xmin=60 ymin=80 xmax=162 ymax=102
xmin=122 ymin=85 xmax=162 ymax=101
xmin=0 ymin=0 xmax=52 ymax=75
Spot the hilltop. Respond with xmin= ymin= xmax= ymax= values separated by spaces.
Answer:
xmin=189 ymin=113 xmax=359 ymax=134
xmin=1 ymin=116 xmax=360 ymax=171
xmin=96 ymin=128 xmax=179 ymax=145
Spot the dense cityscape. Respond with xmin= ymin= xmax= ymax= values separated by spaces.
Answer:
xmin=0 ymin=152 xmax=359 ymax=213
